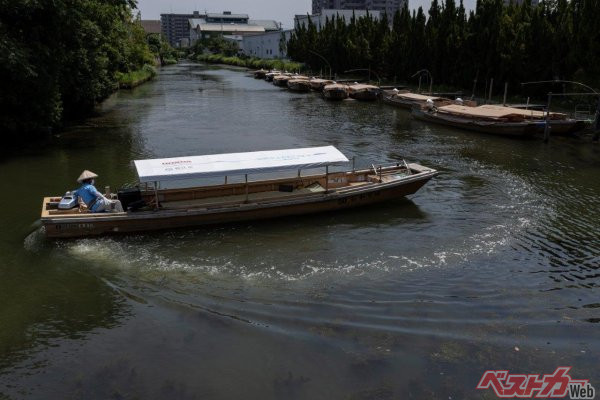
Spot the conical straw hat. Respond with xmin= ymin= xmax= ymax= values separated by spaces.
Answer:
xmin=77 ymin=170 xmax=98 ymax=183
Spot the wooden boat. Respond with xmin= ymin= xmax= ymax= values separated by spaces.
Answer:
xmin=322 ymin=84 xmax=349 ymax=100
xmin=309 ymin=79 xmax=335 ymax=91
xmin=273 ymin=74 xmax=292 ymax=87
xmin=253 ymin=69 xmax=268 ymax=79
xmin=265 ymin=71 xmax=280 ymax=82
xmin=348 ymin=84 xmax=381 ymax=101
xmin=287 ymin=79 xmax=311 ymax=92
xmin=383 ymin=91 xmax=455 ymax=109
xmin=412 ymin=105 xmax=540 ymax=137
xmin=40 ymin=146 xmax=437 ymax=238
xmin=475 ymin=105 xmax=584 ymax=135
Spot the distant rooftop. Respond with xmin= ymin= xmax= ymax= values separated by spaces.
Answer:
xmin=161 ymin=11 xmax=204 ymax=17
xmin=206 ymin=12 xmax=249 ymax=19
xmin=195 ymin=22 xmax=265 ymax=33
xmin=140 ymin=20 xmax=161 ymax=34
xmin=248 ymin=19 xmax=281 ymax=31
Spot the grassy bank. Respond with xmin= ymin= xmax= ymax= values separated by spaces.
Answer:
xmin=162 ymin=58 xmax=178 ymax=65
xmin=117 ymin=65 xmax=157 ymax=89
xmin=195 ymin=54 xmax=305 ymax=72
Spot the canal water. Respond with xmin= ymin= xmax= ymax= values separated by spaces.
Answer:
xmin=1 ymin=63 xmax=598 ymax=399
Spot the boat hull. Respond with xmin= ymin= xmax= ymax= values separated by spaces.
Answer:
xmin=412 ymin=108 xmax=537 ymax=137
xmin=534 ymin=119 xmax=587 ymax=136
xmin=253 ymin=70 xmax=267 ymax=79
xmin=310 ymin=80 xmax=334 ymax=91
xmin=287 ymin=80 xmax=311 ymax=92
xmin=382 ymin=95 xmax=414 ymax=109
xmin=42 ymin=170 xmax=435 ymax=238
xmin=348 ymin=90 xmax=380 ymax=101
xmin=323 ymin=89 xmax=348 ymax=100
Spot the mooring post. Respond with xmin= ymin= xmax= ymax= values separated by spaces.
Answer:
xmin=593 ymin=97 xmax=600 ymax=142
xmin=503 ymin=82 xmax=508 ymax=105
xmin=154 ymin=181 xmax=159 ymax=210
xmin=544 ymin=93 xmax=553 ymax=143
xmin=489 ymin=78 xmax=494 ymax=103
xmin=484 ymin=79 xmax=488 ymax=103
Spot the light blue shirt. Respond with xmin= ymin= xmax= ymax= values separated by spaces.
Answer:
xmin=74 ymin=183 xmax=102 ymax=209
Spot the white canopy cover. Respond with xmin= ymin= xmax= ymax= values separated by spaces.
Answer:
xmin=134 ymin=146 xmax=349 ymax=183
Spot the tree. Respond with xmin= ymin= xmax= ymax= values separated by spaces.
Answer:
xmin=0 ymin=0 xmax=156 ymax=143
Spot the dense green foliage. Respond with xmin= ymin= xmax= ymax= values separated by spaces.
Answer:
xmin=194 ymin=53 xmax=304 ymax=72
xmin=287 ymin=0 xmax=600 ymax=91
xmin=147 ymin=33 xmax=178 ymax=65
xmin=189 ymin=36 xmax=240 ymax=57
xmin=0 ymin=0 xmax=156 ymax=143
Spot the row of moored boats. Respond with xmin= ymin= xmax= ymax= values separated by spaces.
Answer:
xmin=254 ymin=69 xmax=381 ymax=101
xmin=253 ymin=69 xmax=586 ymax=138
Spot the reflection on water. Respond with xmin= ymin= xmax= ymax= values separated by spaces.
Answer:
xmin=0 ymin=63 xmax=599 ymax=399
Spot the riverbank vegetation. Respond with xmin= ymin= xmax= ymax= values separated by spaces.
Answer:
xmin=117 ymin=65 xmax=158 ymax=89
xmin=195 ymin=54 xmax=305 ymax=73
xmin=189 ymin=37 xmax=305 ymax=72
xmin=147 ymin=33 xmax=179 ymax=66
xmin=287 ymin=0 xmax=600 ymax=93
xmin=0 ymin=0 xmax=161 ymax=144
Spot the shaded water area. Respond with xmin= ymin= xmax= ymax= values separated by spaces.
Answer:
xmin=1 ymin=63 xmax=599 ymax=399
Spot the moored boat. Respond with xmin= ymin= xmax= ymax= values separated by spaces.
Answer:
xmin=383 ymin=91 xmax=454 ymax=109
xmin=348 ymin=84 xmax=381 ymax=101
xmin=40 ymin=146 xmax=437 ymax=238
xmin=411 ymin=105 xmax=540 ymax=137
xmin=309 ymin=78 xmax=335 ymax=91
xmin=253 ymin=69 xmax=268 ymax=79
xmin=273 ymin=74 xmax=292 ymax=87
xmin=322 ymin=84 xmax=349 ymax=100
xmin=475 ymin=105 xmax=584 ymax=135
xmin=287 ymin=79 xmax=312 ymax=92
xmin=265 ymin=71 xmax=280 ymax=82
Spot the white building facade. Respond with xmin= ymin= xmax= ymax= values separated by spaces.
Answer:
xmin=242 ymin=30 xmax=292 ymax=59
xmin=188 ymin=12 xmax=280 ymax=45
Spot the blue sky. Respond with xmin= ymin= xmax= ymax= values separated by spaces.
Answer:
xmin=136 ymin=0 xmax=477 ymax=29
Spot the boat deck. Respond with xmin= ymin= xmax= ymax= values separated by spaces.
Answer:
xmin=161 ymin=184 xmax=327 ymax=210
xmin=41 ymin=181 xmax=380 ymax=218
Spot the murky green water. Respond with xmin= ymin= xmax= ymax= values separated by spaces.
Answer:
xmin=1 ymin=63 xmax=599 ymax=399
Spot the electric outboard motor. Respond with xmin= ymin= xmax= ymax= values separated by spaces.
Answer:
xmin=58 ymin=191 xmax=78 ymax=210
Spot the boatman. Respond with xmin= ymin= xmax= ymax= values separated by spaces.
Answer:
xmin=74 ymin=170 xmax=124 ymax=213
